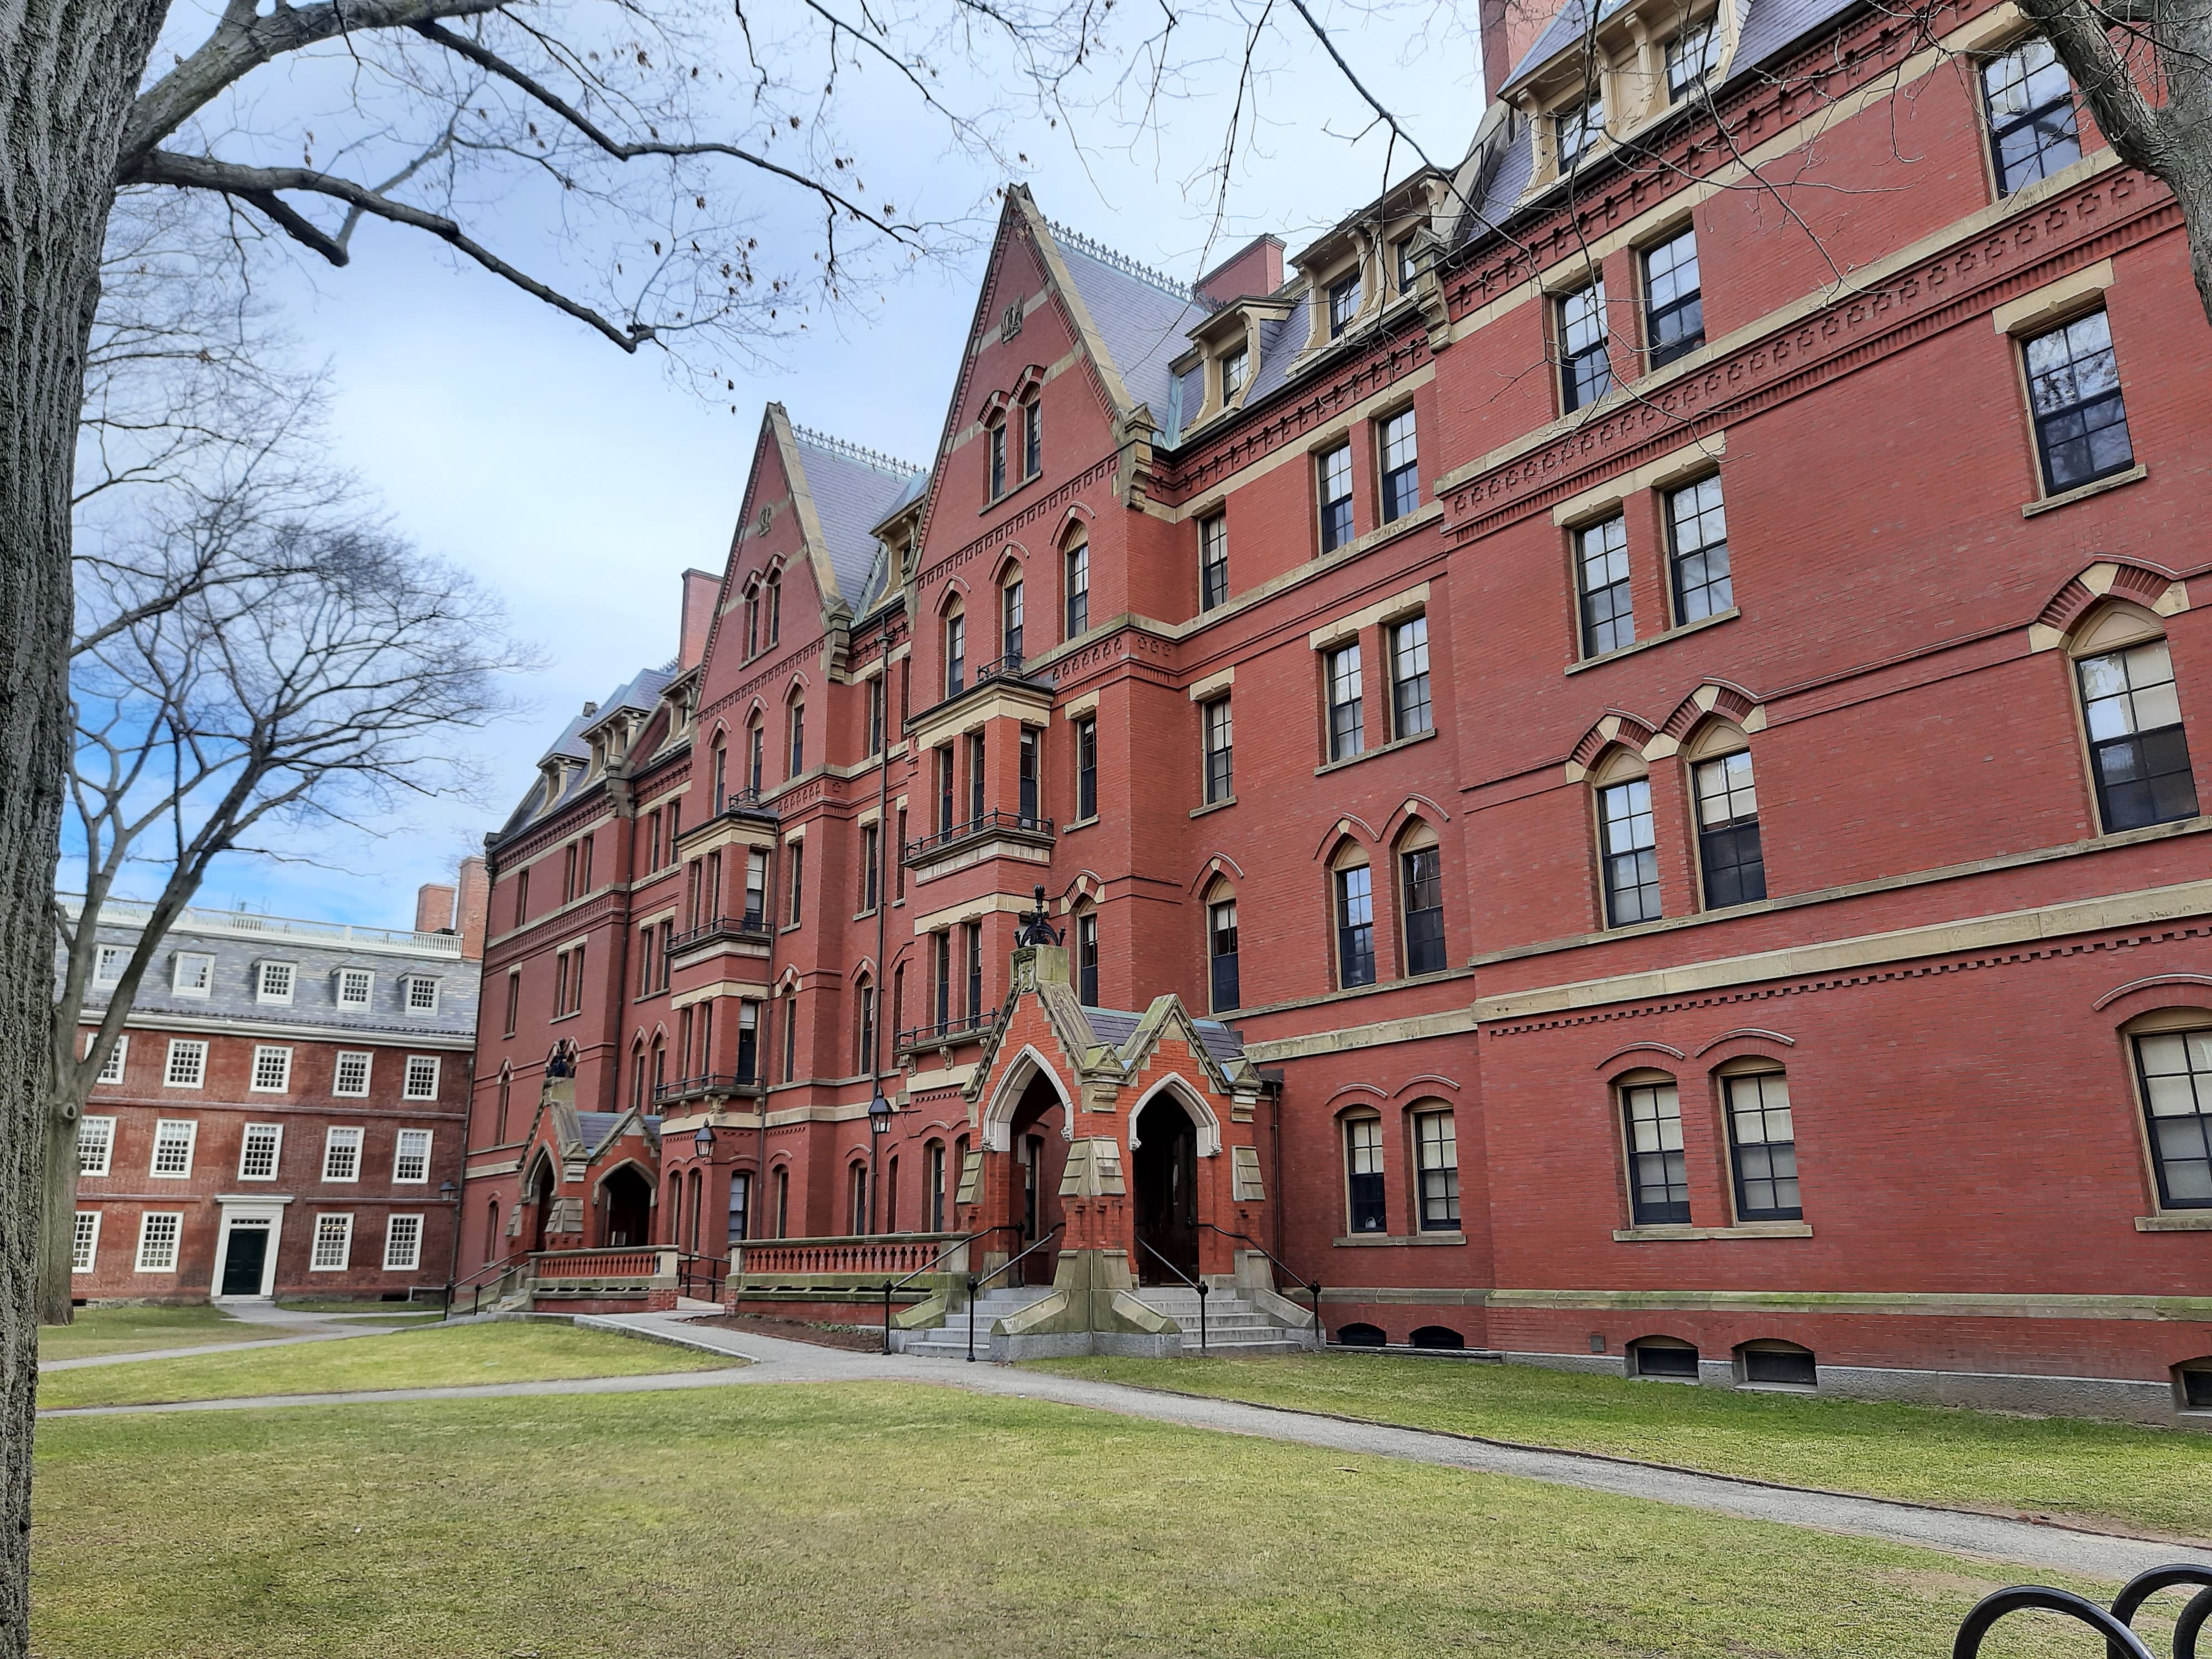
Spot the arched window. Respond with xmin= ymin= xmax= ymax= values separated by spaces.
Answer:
xmin=746 ymin=718 xmax=764 ymax=794
xmin=1397 ymin=822 xmax=1445 ymax=977
xmin=1073 ymin=902 xmax=1099 ymax=1006
xmin=847 ymin=1160 xmax=869 ymax=1235
xmin=1064 ymin=533 xmax=1089 ymax=637
xmin=854 ymin=975 xmax=877 ymax=1074
xmin=1335 ymin=1321 xmax=1386 ymax=1348
xmin=650 ymin=1037 xmax=667 ymax=1103
xmin=1686 ymin=722 xmax=1764 ymax=907
xmin=1342 ymin=1110 xmax=1386 ymax=1233
xmin=2069 ymin=602 xmax=2198 ymax=832
xmin=945 ymin=604 xmax=966 ymax=697
xmin=483 ymin=1197 xmax=502 ymax=1266
xmin=1718 ymin=1058 xmax=1800 ymax=1220
xmin=686 ymin=1167 xmax=703 ymax=1253
xmin=1410 ymin=1102 xmax=1459 ymax=1231
xmin=925 ymin=1139 xmax=947 ymax=1232
xmin=712 ymin=733 xmax=729 ymax=810
xmin=1001 ymin=568 xmax=1025 ymax=666
xmin=1331 ymin=843 xmax=1375 ymax=988
xmin=986 ymin=411 xmax=1009 ymax=500
xmin=744 ymin=582 xmax=761 ymax=658
xmin=2126 ymin=1008 xmax=2212 ymax=1210
xmin=1204 ymin=880 xmax=1239 ymax=1013
xmin=497 ymin=1064 xmax=513 ymax=1139
xmin=885 ymin=1154 xmax=900 ymax=1233
xmin=1738 ymin=1338 xmax=1817 ymax=1389
xmin=1593 ymin=748 xmax=1660 ymax=926
xmin=773 ymin=1166 xmax=790 ymax=1238
xmin=1630 ymin=1335 xmax=1699 ymax=1380
xmin=666 ymin=1173 xmax=683 ymax=1249
xmin=1020 ymin=390 xmax=1042 ymax=482
xmin=629 ymin=1042 xmax=646 ymax=1113
xmin=786 ymin=697 xmax=805 ymax=777
xmin=766 ymin=568 xmax=781 ymax=645
xmin=1618 ymin=1067 xmax=1688 ymax=1225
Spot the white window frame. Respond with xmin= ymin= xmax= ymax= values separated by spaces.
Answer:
xmin=383 ymin=1213 xmax=425 ymax=1271
xmin=171 ymin=951 xmax=214 ymax=997
xmin=401 ymin=975 xmax=441 ymax=1016
xmin=392 ymin=1129 xmax=433 ymax=1185
xmin=321 ymin=1126 xmax=364 ymax=1183
xmin=335 ymin=967 xmax=374 ymax=1009
xmin=149 ymin=1118 xmax=197 ymax=1179
xmin=134 ymin=1211 xmax=184 ymax=1272
xmin=254 ymin=959 xmax=298 ymax=1004
xmin=238 ymin=1122 xmax=284 ymax=1182
xmin=77 ymin=1115 xmax=116 ymax=1177
xmin=403 ymin=1055 xmax=441 ymax=1102
xmin=92 ymin=1033 xmax=128 ymax=1086
xmin=332 ymin=1051 xmax=373 ymax=1098
xmin=310 ymin=1212 xmax=354 ymax=1271
xmin=249 ymin=1044 xmax=293 ymax=1094
xmin=163 ymin=1038 xmax=208 ymax=1089
xmin=92 ymin=943 xmax=128 ymax=987
xmin=71 ymin=1211 xmax=101 ymax=1274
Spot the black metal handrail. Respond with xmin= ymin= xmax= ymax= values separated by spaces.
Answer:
xmin=964 ymin=1224 xmax=1063 ymax=1362
xmin=896 ymin=1008 xmax=991 ymax=1050
xmin=1198 ymin=1220 xmax=1321 ymax=1337
xmin=652 ymin=1071 xmax=764 ymax=1105
xmin=1135 ymin=1237 xmax=1208 ymax=1354
xmin=716 ymin=787 xmax=768 ymax=815
xmin=667 ymin=913 xmax=771 ymax=953
xmin=879 ymin=1223 xmax=1021 ymax=1356
xmin=674 ymin=1249 xmax=727 ymax=1303
xmin=441 ymin=1248 xmax=534 ymax=1322
xmin=975 ymin=651 xmax=1050 ymax=685
xmin=901 ymin=810 xmax=1053 ymax=863
xmin=1953 ymin=1563 xmax=2210 ymax=1659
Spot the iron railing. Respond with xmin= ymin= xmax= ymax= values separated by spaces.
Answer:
xmin=1136 ymin=1237 xmax=1208 ymax=1354
xmin=901 ymin=810 xmax=1054 ymax=864
xmin=667 ymin=913 xmax=771 ymax=953
xmin=441 ymin=1248 xmax=534 ymax=1320
xmin=1954 ymin=1563 xmax=2209 ymax=1659
xmin=896 ymin=1008 xmax=993 ymax=1050
xmin=879 ymin=1224 xmax=1020 ymax=1355
xmin=716 ymin=787 xmax=768 ymax=815
xmin=675 ymin=1250 xmax=727 ymax=1303
xmin=974 ymin=651 xmax=1052 ymax=686
xmin=1198 ymin=1221 xmax=1321 ymax=1336
xmin=965 ymin=1224 xmax=1063 ymax=1361
xmin=652 ymin=1071 xmax=765 ymax=1105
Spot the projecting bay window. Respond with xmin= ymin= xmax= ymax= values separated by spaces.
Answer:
xmin=1724 ymin=1069 xmax=1801 ymax=1220
xmin=1202 ymin=697 xmax=1233 ymax=805
xmin=1199 ymin=513 xmax=1228 ymax=612
xmin=1334 ymin=860 xmax=1376 ymax=989
xmin=1692 ymin=742 xmax=1766 ymax=907
xmin=1576 ymin=513 xmax=1634 ymax=656
xmin=1666 ymin=475 xmax=1732 ymax=623
xmin=1982 ymin=37 xmax=2080 ymax=196
xmin=1344 ymin=1116 xmax=1386 ymax=1232
xmin=2075 ymin=628 xmax=2199 ymax=832
xmin=1074 ymin=716 xmax=1098 ymax=821
xmin=1415 ymin=1109 xmax=1459 ymax=1230
xmin=1208 ymin=894 xmax=1240 ymax=1013
xmin=1326 ymin=643 xmax=1364 ymax=762
xmin=1620 ymin=1077 xmax=1690 ymax=1224
xmin=1401 ymin=841 xmax=1446 ymax=976
xmin=1598 ymin=771 xmax=1661 ymax=926
xmin=1318 ymin=442 xmax=1355 ymax=554
xmin=1379 ymin=409 xmax=1418 ymax=523
xmin=1389 ymin=615 xmax=1431 ymax=739
xmin=2134 ymin=1021 xmax=2212 ymax=1208
xmin=2024 ymin=309 xmax=2133 ymax=494
xmin=1644 ymin=228 xmax=1704 ymax=368
xmin=1076 ymin=909 xmax=1099 ymax=1006
xmin=1558 ymin=280 xmax=1611 ymax=413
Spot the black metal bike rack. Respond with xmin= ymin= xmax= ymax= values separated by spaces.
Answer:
xmin=1954 ymin=1563 xmax=2212 ymax=1659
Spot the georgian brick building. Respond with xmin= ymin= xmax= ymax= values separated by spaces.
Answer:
xmin=467 ymin=0 xmax=2212 ymax=1419
xmin=70 ymin=881 xmax=481 ymax=1303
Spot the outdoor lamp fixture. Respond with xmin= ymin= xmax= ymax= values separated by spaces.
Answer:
xmin=868 ymin=1091 xmax=893 ymax=1233
xmin=439 ymin=1180 xmax=462 ymax=1305
xmin=694 ymin=1123 xmax=716 ymax=1160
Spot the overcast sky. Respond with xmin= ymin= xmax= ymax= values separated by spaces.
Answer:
xmin=173 ymin=2 xmax=1484 ymax=931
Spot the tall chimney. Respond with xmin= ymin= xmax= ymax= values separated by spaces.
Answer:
xmin=1481 ymin=0 xmax=1569 ymax=101
xmin=414 ymin=882 xmax=457 ymax=936
xmin=1195 ymin=235 xmax=1286 ymax=306
xmin=455 ymin=857 xmax=490 ymax=962
xmin=679 ymin=568 xmax=721 ymax=671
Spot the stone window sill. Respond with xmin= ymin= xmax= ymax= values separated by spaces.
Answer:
xmin=1566 ymin=608 xmax=1738 ymax=675
xmin=982 ymin=468 xmax=1045 ymax=515
xmin=1315 ymin=726 xmax=1439 ymax=778
xmin=2136 ymin=1212 xmax=2212 ymax=1231
xmin=1613 ymin=1221 xmax=1813 ymax=1242
xmin=1333 ymin=1230 xmax=1466 ymax=1246
xmin=2021 ymin=463 xmax=2146 ymax=518
xmin=1190 ymin=796 xmax=1237 ymax=819
xmin=1064 ymin=815 xmax=1099 ymax=833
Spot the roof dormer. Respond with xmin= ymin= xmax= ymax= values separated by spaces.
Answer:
xmin=1509 ymin=0 xmax=1738 ymax=189
xmin=1290 ymin=169 xmax=1452 ymax=356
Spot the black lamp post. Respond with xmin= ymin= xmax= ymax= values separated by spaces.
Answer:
xmin=867 ymin=1091 xmax=893 ymax=1233
xmin=439 ymin=1178 xmax=461 ymax=1313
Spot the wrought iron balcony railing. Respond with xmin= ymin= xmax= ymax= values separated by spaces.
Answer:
xmin=895 ymin=1008 xmax=992 ymax=1050
xmin=667 ymin=912 xmax=773 ymax=954
xmin=653 ymin=1072 xmax=766 ymax=1105
xmin=901 ymin=810 xmax=1053 ymax=864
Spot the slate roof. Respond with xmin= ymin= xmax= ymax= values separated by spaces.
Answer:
xmin=789 ymin=427 xmax=926 ymax=617
xmin=1081 ymin=1006 xmax=1249 ymax=1067
xmin=1242 ymin=289 xmax=1316 ymax=406
xmin=1050 ymin=228 xmax=1215 ymax=419
xmin=66 ymin=900 xmax=480 ymax=1044
xmin=577 ymin=1110 xmax=662 ymax=1154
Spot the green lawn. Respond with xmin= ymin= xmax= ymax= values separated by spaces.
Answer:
xmin=39 ymin=1320 xmax=729 ymax=1409
xmin=1027 ymin=1353 xmax=2212 ymax=1543
xmin=33 ymin=1383 xmax=2125 ymax=1658
xmin=38 ymin=1304 xmax=276 ymax=1363
xmin=274 ymin=1297 xmax=443 ymax=1318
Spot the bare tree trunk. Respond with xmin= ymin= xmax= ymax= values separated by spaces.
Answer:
xmin=0 ymin=2 xmax=170 ymax=1651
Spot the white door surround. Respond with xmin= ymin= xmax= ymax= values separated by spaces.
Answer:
xmin=212 ymin=1196 xmax=291 ymax=1300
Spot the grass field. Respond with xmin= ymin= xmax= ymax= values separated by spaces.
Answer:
xmin=33 ymin=1382 xmax=2126 ymax=1659
xmin=1028 ymin=1353 xmax=2212 ymax=1542
xmin=274 ymin=1297 xmax=444 ymax=1318
xmin=38 ymin=1305 xmax=277 ymax=1363
xmin=39 ymin=1321 xmax=728 ymax=1409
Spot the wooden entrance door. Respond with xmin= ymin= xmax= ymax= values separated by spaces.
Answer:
xmin=220 ymin=1224 xmax=268 ymax=1297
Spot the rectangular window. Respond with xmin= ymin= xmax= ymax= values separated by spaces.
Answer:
xmin=1416 ymin=1112 xmax=1460 ymax=1230
xmin=935 ymin=745 xmax=954 ymax=834
xmin=857 ymin=984 xmax=877 ymax=1073
xmin=150 ymin=1118 xmax=196 ymax=1178
xmin=787 ymin=841 xmax=806 ymax=926
xmin=93 ymin=943 xmax=127 ymax=985
xmin=1644 ymin=228 xmax=1704 ymax=367
xmin=173 ymin=952 xmax=213 ymax=996
xmin=1317 ymin=443 xmax=1355 ymax=553
xmin=1077 ymin=912 xmax=1099 ymax=1006
xmin=1389 ymin=615 xmax=1432 ymax=739
xmin=403 ymin=1055 xmax=441 ymax=1101
xmin=1327 ymin=270 xmax=1361 ymax=337
xmin=393 ymin=1129 xmax=433 ymax=1184
xmin=337 ymin=967 xmax=373 ymax=1008
xmin=249 ymin=1044 xmax=292 ymax=1094
xmin=504 ymin=972 xmax=520 ymax=1037
xmin=322 ymin=1127 xmax=363 ymax=1183
xmin=1394 ymin=232 xmax=1419 ymax=290
xmin=77 ymin=1116 xmax=115 ymax=1178
xmin=94 ymin=1035 xmax=128 ymax=1086
xmin=894 ymin=811 xmax=907 ymax=900
xmin=1326 ymin=643 xmax=1365 ymax=762
xmin=72 ymin=1212 xmax=100 ymax=1274
xmin=867 ymin=675 xmax=885 ymax=757
xmin=311 ymin=1213 xmax=354 ymax=1271
xmin=782 ymin=991 xmax=798 ymax=1082
xmin=966 ymin=731 xmax=986 ymax=823
xmin=1345 ymin=1118 xmax=1386 ymax=1232
xmin=2135 ymin=1028 xmax=2212 ymax=1208
xmin=164 ymin=1038 xmax=207 ymax=1089
xmin=1694 ymin=750 xmax=1767 ymax=906
xmin=1202 ymin=698 xmax=1233 ymax=805
xmin=383 ymin=1213 xmax=424 ymax=1271
xmin=1335 ymin=864 xmax=1376 ymax=988
xmin=1576 ymin=513 xmax=1635 ymax=656
xmin=1378 ymin=409 xmax=1420 ymax=523
xmin=737 ymin=999 xmax=760 ymax=1083
xmin=1667 ymin=20 xmax=1718 ymax=97
xmin=1065 ymin=541 xmax=1089 ymax=637
xmin=1622 ymin=1082 xmax=1690 ymax=1224
xmin=988 ymin=421 xmax=1007 ymax=499
xmin=1019 ymin=728 xmax=1040 ymax=825
xmin=1209 ymin=898 xmax=1240 ymax=1013
xmin=728 ymin=1170 xmax=753 ymax=1243
xmin=238 ymin=1123 xmax=283 ymax=1180
xmin=1199 ymin=513 xmax=1229 ymax=612
xmin=1401 ymin=846 xmax=1446 ymax=975
xmin=1983 ymin=37 xmax=2080 ymax=196
xmin=1023 ymin=397 xmax=1042 ymax=479
xmin=1666 ymin=475 xmax=1732 ymax=623
xmin=135 ymin=1212 xmax=182 ymax=1272
xmin=860 ymin=825 xmax=880 ymax=914
xmin=1220 ymin=344 xmax=1249 ymax=401
xmin=1556 ymin=92 xmax=1605 ymax=168
xmin=788 ymin=702 xmax=806 ymax=775
xmin=2025 ymin=309 xmax=2133 ymax=493
xmin=1559 ymin=281 xmax=1611 ymax=412
xmin=1599 ymin=778 xmax=1662 ymax=926
xmin=965 ymin=922 xmax=984 ymax=1020
xmin=1076 ymin=716 xmax=1098 ymax=821
xmin=934 ymin=932 xmax=953 ymax=1027
xmin=946 ymin=614 xmax=966 ymax=698
xmin=1003 ymin=580 xmax=1024 ymax=665
xmin=1726 ymin=1072 xmax=1802 ymax=1219
xmin=404 ymin=976 xmax=439 ymax=1015
xmin=2079 ymin=641 xmax=2199 ymax=831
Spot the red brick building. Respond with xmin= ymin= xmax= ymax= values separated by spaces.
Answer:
xmin=466 ymin=0 xmax=2212 ymax=1420
xmin=70 ymin=880 xmax=481 ymax=1303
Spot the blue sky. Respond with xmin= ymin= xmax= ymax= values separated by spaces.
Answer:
xmin=171 ymin=3 xmax=1484 ymax=931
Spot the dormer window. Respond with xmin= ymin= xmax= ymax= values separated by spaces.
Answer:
xmin=1557 ymin=91 xmax=1605 ymax=168
xmin=254 ymin=961 xmax=295 ymax=1004
xmin=1667 ymin=20 xmax=1719 ymax=98
xmin=1393 ymin=234 xmax=1419 ymax=291
xmin=1327 ymin=272 xmax=1362 ymax=338
xmin=1220 ymin=343 xmax=1250 ymax=401
xmin=336 ymin=968 xmax=373 ymax=1009
xmin=401 ymin=974 xmax=440 ymax=1016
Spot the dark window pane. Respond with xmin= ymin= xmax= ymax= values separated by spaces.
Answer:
xmin=1336 ymin=865 xmax=1375 ymax=987
xmin=1645 ymin=229 xmax=1704 ymax=367
xmin=1577 ymin=515 xmax=1634 ymax=656
xmin=1983 ymin=38 xmax=2080 ymax=195
xmin=1560 ymin=281 xmax=1611 ymax=411
xmin=2026 ymin=310 xmax=2133 ymax=493
xmin=1599 ymin=778 xmax=1661 ymax=926
xmin=1402 ymin=847 xmax=1446 ymax=975
xmin=1667 ymin=475 xmax=1732 ymax=622
xmin=1623 ymin=1082 xmax=1689 ymax=1224
xmin=1725 ymin=1072 xmax=1801 ymax=1219
xmin=2135 ymin=1029 xmax=2212 ymax=1208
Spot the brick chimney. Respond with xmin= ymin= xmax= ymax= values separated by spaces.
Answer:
xmin=679 ymin=568 xmax=721 ymax=671
xmin=455 ymin=856 xmax=490 ymax=961
xmin=414 ymin=882 xmax=457 ymax=935
xmin=1196 ymin=235 xmax=1286 ymax=306
xmin=1481 ymin=0 xmax=1569 ymax=100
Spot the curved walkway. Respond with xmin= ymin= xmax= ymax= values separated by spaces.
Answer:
xmin=41 ymin=1301 xmax=412 ymax=1371
xmin=39 ymin=1311 xmax=2210 ymax=1582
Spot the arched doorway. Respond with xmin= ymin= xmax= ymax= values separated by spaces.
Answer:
xmin=528 ymin=1158 xmax=556 ymax=1253
xmin=602 ymin=1165 xmax=654 ymax=1246
xmin=1004 ymin=1070 xmax=1068 ymax=1285
xmin=1131 ymin=1093 xmax=1197 ymax=1285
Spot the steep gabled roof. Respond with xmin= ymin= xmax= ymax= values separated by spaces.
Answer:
xmin=786 ymin=422 xmax=926 ymax=618
xmin=1041 ymin=219 xmax=1215 ymax=420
